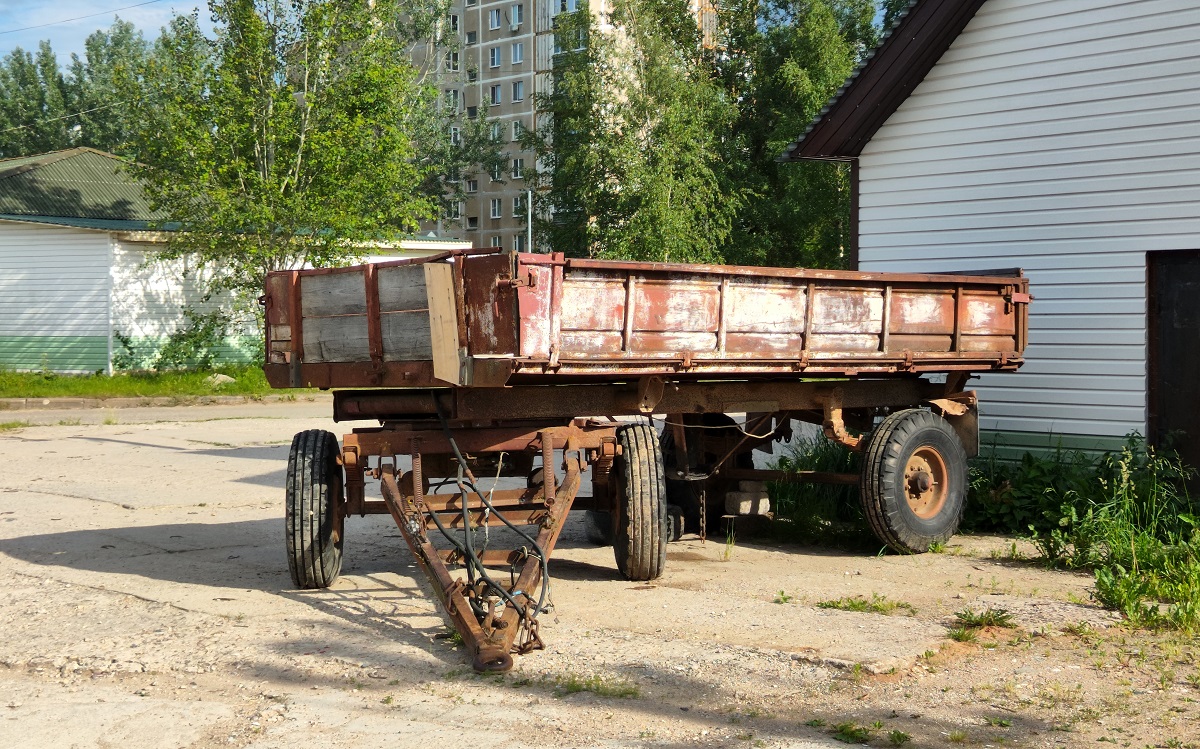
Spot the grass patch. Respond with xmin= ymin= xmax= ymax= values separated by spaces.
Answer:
xmin=971 ymin=434 xmax=1200 ymax=632
xmin=955 ymin=607 xmax=1015 ymax=629
xmin=831 ymin=722 xmax=872 ymax=743
xmin=888 ymin=730 xmax=913 ymax=746
xmin=0 ymin=365 xmax=286 ymax=399
xmin=948 ymin=626 xmax=978 ymax=643
xmin=766 ymin=433 xmax=879 ymax=550
xmin=817 ymin=593 xmax=916 ymax=616
xmin=553 ymin=674 xmax=640 ymax=698
xmin=0 ymin=420 xmax=30 ymax=431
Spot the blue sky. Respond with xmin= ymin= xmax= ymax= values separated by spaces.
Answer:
xmin=0 ymin=1 xmax=212 ymax=62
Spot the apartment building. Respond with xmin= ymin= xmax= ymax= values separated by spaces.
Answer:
xmin=424 ymin=0 xmax=711 ymax=251
xmin=418 ymin=0 xmax=587 ymax=251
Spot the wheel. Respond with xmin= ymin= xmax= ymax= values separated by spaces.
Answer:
xmin=286 ymin=429 xmax=344 ymax=588
xmin=859 ymin=409 xmax=967 ymax=553
xmin=613 ymin=422 xmax=667 ymax=581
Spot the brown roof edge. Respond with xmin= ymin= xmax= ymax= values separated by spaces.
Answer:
xmin=778 ymin=0 xmax=989 ymax=162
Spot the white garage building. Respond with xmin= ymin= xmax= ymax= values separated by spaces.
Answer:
xmin=782 ymin=0 xmax=1200 ymax=466
xmin=0 ymin=148 xmax=467 ymax=373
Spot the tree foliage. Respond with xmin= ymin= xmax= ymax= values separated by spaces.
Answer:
xmin=0 ymin=20 xmax=149 ymax=158
xmin=531 ymin=1 xmax=738 ymax=263
xmin=535 ymin=0 xmax=891 ymax=269
xmin=122 ymin=0 xmax=444 ymax=300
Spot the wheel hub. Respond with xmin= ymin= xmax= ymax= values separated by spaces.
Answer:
xmin=903 ymin=447 xmax=948 ymax=519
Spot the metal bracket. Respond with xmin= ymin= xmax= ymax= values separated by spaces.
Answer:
xmin=819 ymin=388 xmax=864 ymax=451
xmin=637 ymin=376 xmax=666 ymax=414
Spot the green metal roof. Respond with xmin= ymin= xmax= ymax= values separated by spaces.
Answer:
xmin=0 ymin=147 xmax=167 ymax=228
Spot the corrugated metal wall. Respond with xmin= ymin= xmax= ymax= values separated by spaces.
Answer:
xmin=857 ymin=0 xmax=1200 ymax=449
xmin=0 ymin=220 xmax=111 ymax=372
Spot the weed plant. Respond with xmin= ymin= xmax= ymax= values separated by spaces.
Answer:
xmin=767 ymin=432 xmax=877 ymax=549
xmin=971 ymin=434 xmax=1200 ymax=631
xmin=817 ymin=593 xmax=916 ymax=616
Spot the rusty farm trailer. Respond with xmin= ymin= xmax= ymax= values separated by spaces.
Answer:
xmin=262 ymin=249 xmax=1029 ymax=671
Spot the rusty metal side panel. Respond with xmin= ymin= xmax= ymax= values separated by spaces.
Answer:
xmin=808 ymin=286 xmax=884 ymax=353
xmin=517 ymin=263 xmax=554 ymax=357
xmin=462 ymin=253 xmax=517 ymax=356
xmin=263 ymin=273 xmax=294 ymax=365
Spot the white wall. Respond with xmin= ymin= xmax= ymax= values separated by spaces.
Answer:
xmin=0 ymin=220 xmax=111 ymax=371
xmin=857 ymin=0 xmax=1200 ymax=442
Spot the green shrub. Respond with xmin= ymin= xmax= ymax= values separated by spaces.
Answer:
xmin=970 ymin=433 xmax=1200 ymax=631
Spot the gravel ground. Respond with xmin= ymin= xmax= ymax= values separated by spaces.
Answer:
xmin=0 ymin=405 xmax=1197 ymax=748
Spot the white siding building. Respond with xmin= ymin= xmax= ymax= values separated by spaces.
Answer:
xmin=0 ymin=148 xmax=466 ymax=373
xmin=781 ymin=0 xmax=1200 ymax=465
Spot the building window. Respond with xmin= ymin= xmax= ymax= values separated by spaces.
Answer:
xmin=513 ymin=234 xmax=526 ymax=252
xmin=446 ymin=201 xmax=462 ymax=220
xmin=445 ymin=51 xmax=459 ymax=71
xmin=466 ymin=105 xmax=478 ymax=119
xmin=512 ymin=120 xmax=524 ymax=141
xmin=511 ymin=158 xmax=524 ymax=179
xmin=490 ymin=163 xmax=503 ymax=181
xmin=466 ymin=179 xmax=478 ymax=193
xmin=444 ymin=89 xmax=460 ymax=113
xmin=450 ymin=14 xmax=459 ymax=31
xmin=513 ymin=194 xmax=526 ymax=216
xmin=449 ymin=125 xmax=461 ymax=145
xmin=466 ymin=30 xmax=477 ymax=44
xmin=467 ymin=216 xmax=479 ymax=229
xmin=559 ymin=0 xmax=579 ymax=11
xmin=489 ymin=47 xmax=501 ymax=68
xmin=511 ymin=80 xmax=524 ymax=102
xmin=466 ymin=0 xmax=476 ymax=6
xmin=489 ymin=85 xmax=501 ymax=105
xmin=511 ymin=42 xmax=524 ymax=64
xmin=468 ymin=69 xmax=478 ymax=82
xmin=489 ymin=9 xmax=501 ymax=29
xmin=489 ymin=236 xmax=503 ymax=247
xmin=511 ymin=4 xmax=524 ymax=26
xmin=490 ymin=122 xmax=502 ymax=141
xmin=490 ymin=198 xmax=502 ymax=219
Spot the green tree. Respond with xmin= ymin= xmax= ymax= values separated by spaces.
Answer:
xmin=0 ymin=22 xmax=150 ymax=158
xmin=0 ymin=42 xmax=71 ymax=157
xmin=719 ymin=0 xmax=865 ymax=270
xmin=533 ymin=0 xmax=894 ymax=269
xmin=124 ymin=0 xmax=440 ymax=302
xmin=530 ymin=0 xmax=739 ymax=262
xmin=65 ymin=19 xmax=151 ymax=155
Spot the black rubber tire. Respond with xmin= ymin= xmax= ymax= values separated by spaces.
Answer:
xmin=613 ymin=422 xmax=667 ymax=581
xmin=859 ymin=409 xmax=967 ymax=553
xmin=286 ymin=429 xmax=344 ymax=588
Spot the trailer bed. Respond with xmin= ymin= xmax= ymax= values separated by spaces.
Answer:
xmin=262 ymin=250 xmax=1029 ymax=389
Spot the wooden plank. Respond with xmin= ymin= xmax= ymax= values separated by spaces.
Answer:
xmin=302 ymin=315 xmax=369 ymax=362
xmin=424 ymin=262 xmax=461 ymax=385
xmin=377 ymin=264 xmax=429 ymax=312
xmin=300 ymin=271 xmax=367 ymax=317
xmin=381 ymin=310 xmax=434 ymax=360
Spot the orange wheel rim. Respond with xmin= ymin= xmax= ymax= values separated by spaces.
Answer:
xmin=903 ymin=446 xmax=948 ymax=519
